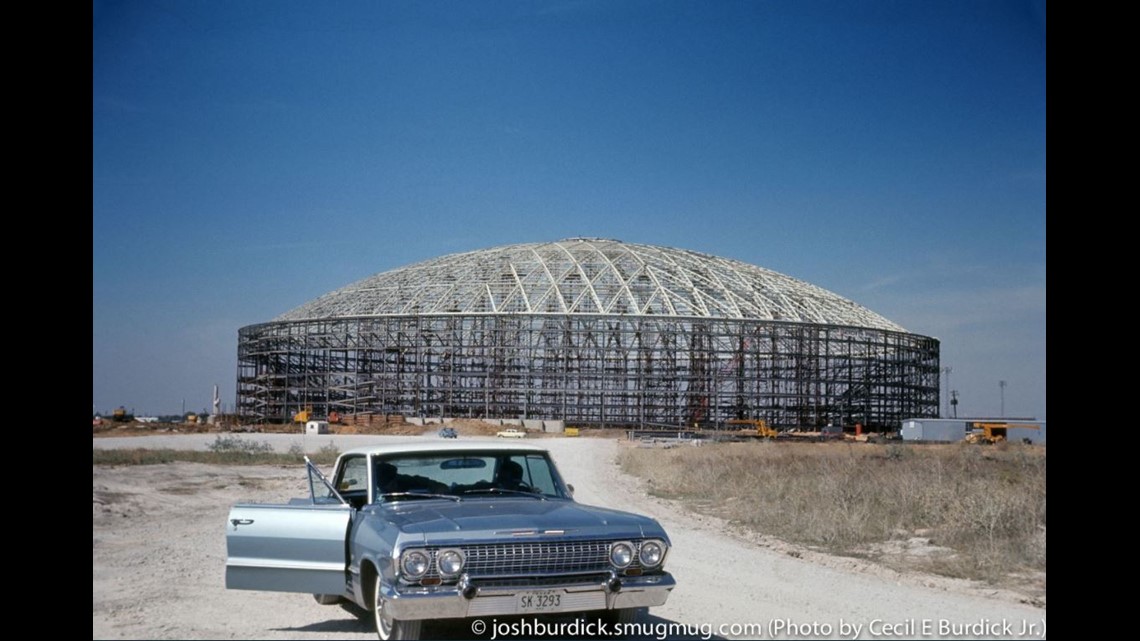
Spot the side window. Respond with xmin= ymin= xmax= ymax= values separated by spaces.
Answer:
xmin=519 ymin=454 xmax=558 ymax=496
xmin=336 ymin=456 xmax=368 ymax=494
xmin=305 ymin=457 xmax=346 ymax=505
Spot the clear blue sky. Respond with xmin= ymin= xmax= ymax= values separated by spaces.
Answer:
xmin=93 ymin=0 xmax=1046 ymax=420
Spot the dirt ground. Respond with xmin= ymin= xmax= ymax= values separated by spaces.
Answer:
xmin=93 ymin=434 xmax=1046 ymax=639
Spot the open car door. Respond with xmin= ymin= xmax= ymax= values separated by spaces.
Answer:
xmin=225 ymin=458 xmax=353 ymax=595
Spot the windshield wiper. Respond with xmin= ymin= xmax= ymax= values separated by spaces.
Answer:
xmin=462 ymin=488 xmax=546 ymax=500
xmin=380 ymin=491 xmax=462 ymax=502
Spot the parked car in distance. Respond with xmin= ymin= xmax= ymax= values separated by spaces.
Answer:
xmin=225 ymin=442 xmax=676 ymax=639
xmin=496 ymin=427 xmax=526 ymax=438
xmin=438 ymin=427 xmax=457 ymax=439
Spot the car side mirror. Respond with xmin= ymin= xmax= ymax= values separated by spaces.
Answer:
xmin=566 ymin=484 xmax=575 ymax=496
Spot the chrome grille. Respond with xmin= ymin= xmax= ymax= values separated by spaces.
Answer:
xmin=417 ymin=539 xmax=646 ymax=581
xmin=465 ymin=540 xmax=615 ymax=577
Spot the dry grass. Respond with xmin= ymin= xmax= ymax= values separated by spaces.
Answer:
xmin=620 ymin=441 xmax=1045 ymax=584
xmin=92 ymin=437 xmax=342 ymax=466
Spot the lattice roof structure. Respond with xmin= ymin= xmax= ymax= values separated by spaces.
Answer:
xmin=278 ymin=237 xmax=904 ymax=331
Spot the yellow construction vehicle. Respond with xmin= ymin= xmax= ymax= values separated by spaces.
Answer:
xmin=726 ymin=419 xmax=779 ymax=439
xmin=293 ymin=407 xmax=313 ymax=424
xmin=966 ymin=422 xmax=1040 ymax=444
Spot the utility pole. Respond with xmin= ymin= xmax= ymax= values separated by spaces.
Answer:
xmin=999 ymin=380 xmax=1007 ymax=417
xmin=941 ymin=366 xmax=953 ymax=418
xmin=950 ymin=390 xmax=959 ymax=418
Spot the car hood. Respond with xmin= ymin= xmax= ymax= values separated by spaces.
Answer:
xmin=373 ymin=499 xmax=663 ymax=545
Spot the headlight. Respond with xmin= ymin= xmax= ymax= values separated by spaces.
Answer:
xmin=639 ymin=539 xmax=667 ymax=568
xmin=609 ymin=542 xmax=634 ymax=568
xmin=400 ymin=550 xmax=430 ymax=579
xmin=437 ymin=549 xmax=465 ymax=577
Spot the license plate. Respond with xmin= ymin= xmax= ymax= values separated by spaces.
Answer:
xmin=517 ymin=590 xmax=563 ymax=613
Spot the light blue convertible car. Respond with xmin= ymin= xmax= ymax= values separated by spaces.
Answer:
xmin=225 ymin=441 xmax=676 ymax=639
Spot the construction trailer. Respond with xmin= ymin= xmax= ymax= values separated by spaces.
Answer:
xmin=901 ymin=418 xmax=968 ymax=442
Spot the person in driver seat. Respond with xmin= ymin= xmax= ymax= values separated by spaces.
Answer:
xmin=375 ymin=461 xmax=401 ymax=495
xmin=496 ymin=460 xmax=529 ymax=491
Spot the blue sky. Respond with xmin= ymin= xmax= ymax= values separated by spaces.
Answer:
xmin=93 ymin=0 xmax=1046 ymax=420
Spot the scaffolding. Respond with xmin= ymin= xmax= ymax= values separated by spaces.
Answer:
xmin=237 ymin=239 xmax=939 ymax=429
xmin=238 ymin=314 xmax=938 ymax=429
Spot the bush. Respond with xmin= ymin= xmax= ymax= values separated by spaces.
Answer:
xmin=316 ymin=441 xmax=341 ymax=461
xmin=207 ymin=435 xmax=274 ymax=455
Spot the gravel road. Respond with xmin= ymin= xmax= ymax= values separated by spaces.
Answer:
xmin=93 ymin=434 xmax=1046 ymax=639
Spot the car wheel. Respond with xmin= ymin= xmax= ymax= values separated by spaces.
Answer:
xmin=373 ymin=578 xmax=421 ymax=640
xmin=313 ymin=593 xmax=342 ymax=605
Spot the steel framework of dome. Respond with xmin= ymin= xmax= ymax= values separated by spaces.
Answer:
xmin=238 ymin=238 xmax=939 ymax=428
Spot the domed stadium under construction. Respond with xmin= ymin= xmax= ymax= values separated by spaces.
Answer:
xmin=237 ymin=238 xmax=939 ymax=429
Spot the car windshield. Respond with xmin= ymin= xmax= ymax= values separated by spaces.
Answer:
xmin=374 ymin=451 xmax=567 ymax=502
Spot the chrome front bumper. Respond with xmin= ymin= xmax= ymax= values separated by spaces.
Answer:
xmin=381 ymin=572 xmax=676 ymax=621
